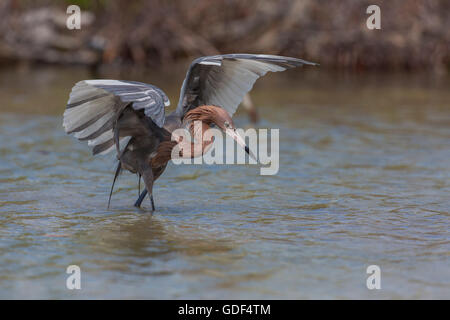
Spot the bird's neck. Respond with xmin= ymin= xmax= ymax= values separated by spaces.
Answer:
xmin=177 ymin=121 xmax=214 ymax=159
xmin=159 ymin=105 xmax=220 ymax=161
xmin=154 ymin=120 xmax=214 ymax=166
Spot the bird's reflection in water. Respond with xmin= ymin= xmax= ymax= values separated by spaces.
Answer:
xmin=75 ymin=210 xmax=240 ymax=278
xmin=69 ymin=209 xmax=277 ymax=296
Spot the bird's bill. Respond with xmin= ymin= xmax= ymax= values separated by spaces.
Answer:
xmin=225 ymin=128 xmax=257 ymax=161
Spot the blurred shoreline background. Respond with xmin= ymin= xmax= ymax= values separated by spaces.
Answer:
xmin=0 ymin=0 xmax=449 ymax=73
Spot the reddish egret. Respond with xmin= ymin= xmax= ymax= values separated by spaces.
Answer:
xmin=63 ymin=54 xmax=317 ymax=210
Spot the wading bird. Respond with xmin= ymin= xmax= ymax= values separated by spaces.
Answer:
xmin=63 ymin=54 xmax=316 ymax=210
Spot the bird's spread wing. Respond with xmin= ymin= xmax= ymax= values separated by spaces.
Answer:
xmin=176 ymin=54 xmax=317 ymax=117
xmin=63 ymin=80 xmax=170 ymax=155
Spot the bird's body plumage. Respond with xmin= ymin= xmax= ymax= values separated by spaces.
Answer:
xmin=63 ymin=54 xmax=317 ymax=209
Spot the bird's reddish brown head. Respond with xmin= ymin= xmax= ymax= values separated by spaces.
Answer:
xmin=183 ymin=105 xmax=256 ymax=160
xmin=183 ymin=105 xmax=235 ymax=130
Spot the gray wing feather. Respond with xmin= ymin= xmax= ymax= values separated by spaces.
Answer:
xmin=176 ymin=54 xmax=317 ymax=117
xmin=83 ymin=80 xmax=169 ymax=126
xmin=63 ymin=79 xmax=170 ymax=155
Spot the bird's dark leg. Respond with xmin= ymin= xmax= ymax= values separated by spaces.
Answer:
xmin=135 ymin=166 xmax=155 ymax=211
xmin=150 ymin=193 xmax=155 ymax=211
xmin=108 ymin=162 xmax=121 ymax=209
xmin=134 ymin=188 xmax=147 ymax=208
xmin=134 ymin=189 xmax=155 ymax=210
xmin=138 ymin=174 xmax=141 ymax=196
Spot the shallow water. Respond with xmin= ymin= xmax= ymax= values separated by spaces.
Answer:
xmin=0 ymin=66 xmax=449 ymax=299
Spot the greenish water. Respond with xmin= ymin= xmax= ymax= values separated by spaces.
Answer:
xmin=0 ymin=66 xmax=449 ymax=299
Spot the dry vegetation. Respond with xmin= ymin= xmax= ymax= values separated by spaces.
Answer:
xmin=1 ymin=0 xmax=449 ymax=72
